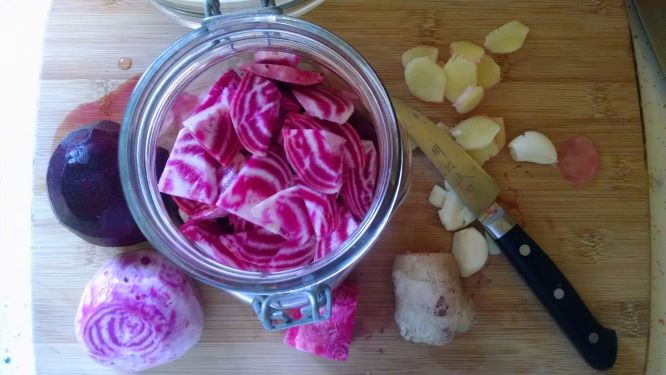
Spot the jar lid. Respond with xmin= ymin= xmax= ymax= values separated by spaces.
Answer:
xmin=151 ymin=0 xmax=325 ymax=28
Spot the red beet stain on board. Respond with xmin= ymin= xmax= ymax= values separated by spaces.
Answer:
xmin=558 ymin=135 xmax=600 ymax=186
xmin=53 ymin=75 xmax=140 ymax=148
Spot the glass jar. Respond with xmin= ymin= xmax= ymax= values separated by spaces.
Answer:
xmin=119 ymin=9 xmax=411 ymax=330
xmin=151 ymin=0 xmax=325 ymax=28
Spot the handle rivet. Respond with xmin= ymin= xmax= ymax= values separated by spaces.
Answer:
xmin=588 ymin=332 xmax=599 ymax=344
xmin=519 ymin=244 xmax=531 ymax=256
xmin=553 ymin=288 xmax=565 ymax=299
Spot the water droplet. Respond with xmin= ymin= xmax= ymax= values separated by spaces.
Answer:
xmin=118 ymin=57 xmax=132 ymax=70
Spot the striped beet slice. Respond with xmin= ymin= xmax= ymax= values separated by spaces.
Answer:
xmin=158 ymin=128 xmax=221 ymax=205
xmin=251 ymin=186 xmax=314 ymax=245
xmin=315 ymin=207 xmax=359 ymax=260
xmin=317 ymin=121 xmax=365 ymax=169
xmin=266 ymin=237 xmax=316 ymax=272
xmin=172 ymin=196 xmax=211 ymax=217
xmin=281 ymin=113 xmax=364 ymax=169
xmin=279 ymin=88 xmax=303 ymax=114
xmin=219 ymin=227 xmax=285 ymax=268
xmin=183 ymin=100 xmax=242 ymax=166
xmin=254 ymin=51 xmax=301 ymax=67
xmin=194 ymin=69 xmax=240 ymax=113
xmin=283 ymin=283 xmax=359 ymax=361
xmin=180 ymin=220 xmax=255 ymax=270
xmin=340 ymin=140 xmax=378 ymax=220
xmin=230 ymin=72 xmax=282 ymax=156
xmin=229 ymin=215 xmax=258 ymax=233
xmin=291 ymin=85 xmax=354 ymax=124
xmin=243 ymin=63 xmax=324 ymax=86
xmin=276 ymin=112 xmax=320 ymax=145
xmin=283 ymin=129 xmax=346 ymax=194
xmin=297 ymin=184 xmax=337 ymax=237
xmin=216 ymin=151 xmax=293 ymax=226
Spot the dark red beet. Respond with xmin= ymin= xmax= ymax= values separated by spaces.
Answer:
xmin=47 ymin=121 xmax=145 ymax=246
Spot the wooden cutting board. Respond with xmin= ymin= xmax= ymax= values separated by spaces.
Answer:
xmin=32 ymin=0 xmax=649 ymax=373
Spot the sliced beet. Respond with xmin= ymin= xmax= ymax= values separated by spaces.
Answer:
xmin=279 ymin=88 xmax=303 ymax=114
xmin=283 ymin=129 xmax=346 ymax=194
xmin=297 ymin=184 xmax=337 ymax=238
xmin=340 ymin=140 xmax=378 ymax=220
xmin=216 ymin=151 xmax=293 ymax=226
xmin=230 ymin=72 xmax=282 ymax=157
xmin=251 ymin=186 xmax=314 ymax=245
xmin=291 ymin=85 xmax=354 ymax=124
xmin=229 ymin=215 xmax=258 ymax=233
xmin=283 ymin=283 xmax=359 ymax=361
xmin=243 ymin=63 xmax=324 ymax=86
xmin=254 ymin=51 xmax=301 ymax=67
xmin=318 ymin=121 xmax=365 ymax=169
xmin=183 ymin=100 xmax=242 ymax=166
xmin=158 ymin=128 xmax=221 ymax=205
xmin=194 ymin=69 xmax=240 ymax=113
xmin=47 ymin=121 xmax=145 ymax=246
xmin=180 ymin=220 xmax=255 ymax=270
xmin=266 ymin=237 xmax=316 ymax=272
xmin=219 ymin=227 xmax=285 ymax=268
xmin=315 ymin=207 xmax=359 ymax=260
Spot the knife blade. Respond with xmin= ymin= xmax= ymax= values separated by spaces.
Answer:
xmin=632 ymin=0 xmax=666 ymax=74
xmin=392 ymin=98 xmax=617 ymax=371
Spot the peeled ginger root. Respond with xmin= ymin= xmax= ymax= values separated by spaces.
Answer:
xmin=484 ymin=20 xmax=530 ymax=54
xmin=404 ymin=57 xmax=447 ymax=103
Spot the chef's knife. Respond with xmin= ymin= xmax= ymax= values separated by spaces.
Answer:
xmin=392 ymin=99 xmax=617 ymax=371
xmin=632 ymin=0 xmax=666 ymax=74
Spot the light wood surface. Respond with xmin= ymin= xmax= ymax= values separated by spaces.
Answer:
xmin=32 ymin=0 xmax=649 ymax=374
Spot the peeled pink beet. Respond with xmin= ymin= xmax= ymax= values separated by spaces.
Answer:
xmin=47 ymin=121 xmax=145 ymax=246
xmin=284 ymin=283 xmax=359 ymax=361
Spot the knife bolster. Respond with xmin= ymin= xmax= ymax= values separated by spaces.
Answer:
xmin=479 ymin=202 xmax=516 ymax=239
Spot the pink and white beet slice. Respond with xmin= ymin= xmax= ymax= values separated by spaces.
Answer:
xmin=158 ymin=128 xmax=221 ymax=205
xmin=183 ymin=100 xmax=243 ymax=166
xmin=194 ymin=69 xmax=240 ymax=113
xmin=297 ymin=184 xmax=338 ymax=238
xmin=283 ymin=128 xmax=346 ymax=194
xmin=230 ymin=72 xmax=282 ymax=156
xmin=340 ymin=140 xmax=378 ymax=220
xmin=219 ymin=227 xmax=286 ymax=268
xmin=180 ymin=220 xmax=255 ymax=270
xmin=315 ymin=207 xmax=359 ymax=260
xmin=251 ymin=186 xmax=314 ymax=245
xmin=243 ymin=63 xmax=324 ymax=86
xmin=216 ymin=151 xmax=293 ymax=226
xmin=291 ymin=85 xmax=354 ymax=124
xmin=266 ymin=237 xmax=316 ymax=272
xmin=254 ymin=51 xmax=301 ymax=67
xmin=284 ymin=283 xmax=359 ymax=361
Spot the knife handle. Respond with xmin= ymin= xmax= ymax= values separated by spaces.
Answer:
xmin=491 ymin=223 xmax=617 ymax=370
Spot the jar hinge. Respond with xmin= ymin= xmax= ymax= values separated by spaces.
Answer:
xmin=252 ymin=284 xmax=332 ymax=331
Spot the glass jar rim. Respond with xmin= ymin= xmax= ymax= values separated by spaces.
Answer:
xmin=150 ymin=0 xmax=326 ymax=29
xmin=119 ymin=13 xmax=406 ymax=297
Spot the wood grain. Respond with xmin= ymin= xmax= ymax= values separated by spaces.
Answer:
xmin=32 ymin=0 xmax=649 ymax=374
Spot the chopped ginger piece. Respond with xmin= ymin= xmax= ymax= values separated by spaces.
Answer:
xmin=477 ymin=55 xmax=501 ymax=89
xmin=404 ymin=57 xmax=447 ymax=103
xmin=401 ymin=45 xmax=439 ymax=68
xmin=443 ymin=56 xmax=477 ymax=102
xmin=453 ymin=86 xmax=484 ymax=114
xmin=484 ymin=20 xmax=529 ymax=54
xmin=450 ymin=115 xmax=500 ymax=150
xmin=449 ymin=41 xmax=485 ymax=63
